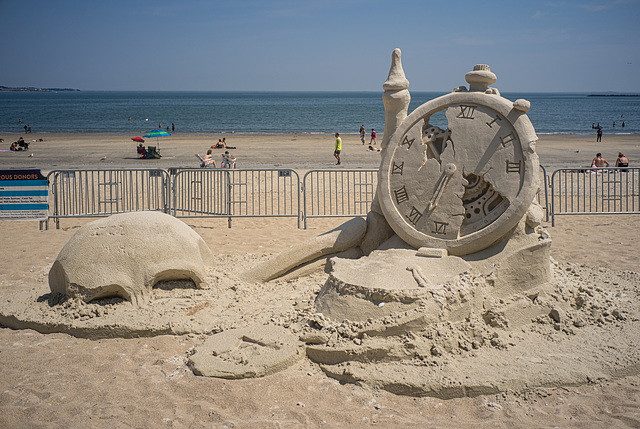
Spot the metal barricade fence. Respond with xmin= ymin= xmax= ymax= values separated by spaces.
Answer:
xmin=46 ymin=168 xmax=170 ymax=229
xmin=171 ymin=168 xmax=301 ymax=228
xmin=550 ymin=167 xmax=640 ymax=226
xmin=40 ymin=164 xmax=637 ymax=231
xmin=302 ymin=169 xmax=377 ymax=229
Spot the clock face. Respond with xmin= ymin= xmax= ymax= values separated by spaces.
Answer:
xmin=379 ymin=92 xmax=539 ymax=255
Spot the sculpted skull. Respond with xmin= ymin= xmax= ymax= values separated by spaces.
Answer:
xmin=49 ymin=211 xmax=214 ymax=306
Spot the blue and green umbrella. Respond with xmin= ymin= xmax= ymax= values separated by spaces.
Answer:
xmin=143 ymin=129 xmax=171 ymax=150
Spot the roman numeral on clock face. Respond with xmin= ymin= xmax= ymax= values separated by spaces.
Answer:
xmin=432 ymin=221 xmax=448 ymax=235
xmin=500 ymin=131 xmax=516 ymax=147
xmin=400 ymin=136 xmax=415 ymax=149
xmin=456 ymin=105 xmax=476 ymax=119
xmin=394 ymin=185 xmax=409 ymax=204
xmin=506 ymin=160 xmax=521 ymax=173
xmin=406 ymin=206 xmax=423 ymax=226
xmin=486 ymin=115 xmax=501 ymax=128
xmin=392 ymin=161 xmax=404 ymax=175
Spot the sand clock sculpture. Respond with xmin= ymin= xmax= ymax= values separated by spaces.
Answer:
xmin=379 ymin=61 xmax=541 ymax=255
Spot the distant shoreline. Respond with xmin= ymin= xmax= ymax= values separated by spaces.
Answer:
xmin=0 ymin=86 xmax=80 ymax=92
xmin=587 ymin=94 xmax=640 ymax=97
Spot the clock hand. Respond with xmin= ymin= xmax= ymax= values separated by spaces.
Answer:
xmin=426 ymin=163 xmax=457 ymax=211
xmin=427 ymin=140 xmax=441 ymax=163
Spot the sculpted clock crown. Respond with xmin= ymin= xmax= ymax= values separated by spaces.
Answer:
xmin=465 ymin=64 xmax=497 ymax=92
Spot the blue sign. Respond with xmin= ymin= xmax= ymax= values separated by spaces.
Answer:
xmin=0 ymin=170 xmax=49 ymax=221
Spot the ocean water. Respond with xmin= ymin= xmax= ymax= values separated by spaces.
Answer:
xmin=0 ymin=91 xmax=638 ymax=136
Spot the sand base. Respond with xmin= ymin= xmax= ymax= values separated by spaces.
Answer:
xmin=1 ymin=246 xmax=638 ymax=399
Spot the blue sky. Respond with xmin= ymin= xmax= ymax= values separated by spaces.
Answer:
xmin=1 ymin=0 xmax=639 ymax=92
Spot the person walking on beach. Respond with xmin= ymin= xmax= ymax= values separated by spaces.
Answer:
xmin=596 ymin=127 xmax=603 ymax=142
xmin=370 ymin=129 xmax=377 ymax=145
xmin=334 ymin=132 xmax=342 ymax=165
xmin=360 ymin=125 xmax=365 ymax=145
xmin=172 ymin=123 xmax=175 ymax=132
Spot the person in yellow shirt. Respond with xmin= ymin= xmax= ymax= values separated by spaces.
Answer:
xmin=334 ymin=132 xmax=342 ymax=165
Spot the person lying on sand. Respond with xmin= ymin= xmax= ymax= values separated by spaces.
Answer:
xmin=368 ymin=145 xmax=381 ymax=152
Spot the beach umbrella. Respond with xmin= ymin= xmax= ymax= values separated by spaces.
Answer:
xmin=131 ymin=136 xmax=145 ymax=143
xmin=143 ymin=129 xmax=171 ymax=150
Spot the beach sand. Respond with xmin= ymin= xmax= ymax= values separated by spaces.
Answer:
xmin=2 ymin=132 xmax=639 ymax=172
xmin=0 ymin=133 xmax=639 ymax=427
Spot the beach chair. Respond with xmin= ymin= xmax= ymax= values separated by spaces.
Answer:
xmin=221 ymin=152 xmax=236 ymax=169
xmin=146 ymin=146 xmax=161 ymax=159
xmin=195 ymin=154 xmax=216 ymax=168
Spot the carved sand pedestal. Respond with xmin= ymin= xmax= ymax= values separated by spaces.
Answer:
xmin=316 ymin=247 xmax=471 ymax=322
xmin=317 ymin=225 xmax=552 ymax=321
xmin=308 ymin=219 xmax=559 ymax=396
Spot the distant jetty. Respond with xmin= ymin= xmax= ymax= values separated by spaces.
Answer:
xmin=587 ymin=94 xmax=640 ymax=97
xmin=0 ymin=86 xmax=80 ymax=92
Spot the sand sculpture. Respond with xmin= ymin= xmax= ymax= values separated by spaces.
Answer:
xmin=48 ymin=211 xmax=214 ymax=306
xmin=188 ymin=51 xmax=556 ymax=386
xmin=0 ymin=49 xmax=638 ymax=398
xmin=250 ymin=50 xmax=551 ymax=318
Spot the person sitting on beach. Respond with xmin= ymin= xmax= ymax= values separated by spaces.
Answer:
xmin=221 ymin=151 xmax=236 ymax=169
xmin=10 ymin=141 xmax=18 ymax=151
xmin=212 ymin=139 xmax=226 ymax=149
xmin=16 ymin=137 xmax=29 ymax=151
xmin=591 ymin=153 xmax=609 ymax=169
xmin=615 ymin=152 xmax=629 ymax=170
xmin=368 ymin=145 xmax=381 ymax=152
xmin=137 ymin=143 xmax=147 ymax=159
xmin=203 ymin=149 xmax=216 ymax=168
